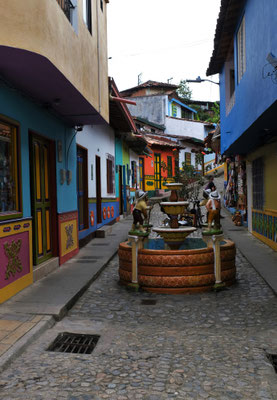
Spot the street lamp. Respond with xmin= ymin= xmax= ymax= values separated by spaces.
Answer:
xmin=186 ymin=76 xmax=219 ymax=85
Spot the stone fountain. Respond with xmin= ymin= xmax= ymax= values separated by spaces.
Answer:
xmin=152 ymin=183 xmax=196 ymax=250
xmin=118 ymin=183 xmax=236 ymax=294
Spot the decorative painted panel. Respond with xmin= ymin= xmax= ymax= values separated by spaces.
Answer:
xmin=58 ymin=211 xmax=79 ymax=265
xmin=0 ymin=219 xmax=33 ymax=303
xmin=252 ymin=209 xmax=277 ymax=251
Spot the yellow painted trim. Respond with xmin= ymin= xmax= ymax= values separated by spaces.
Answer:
xmin=37 ymin=210 xmax=43 ymax=255
xmin=252 ymin=231 xmax=277 ymax=251
xmin=44 ymin=146 xmax=49 ymax=200
xmin=204 ymin=164 xmax=224 ymax=176
xmin=0 ymin=219 xmax=33 ymax=303
xmin=35 ymin=143 xmax=41 ymax=200
xmin=264 ymin=209 xmax=277 ymax=216
xmin=204 ymin=159 xmax=215 ymax=166
xmin=46 ymin=209 xmax=51 ymax=252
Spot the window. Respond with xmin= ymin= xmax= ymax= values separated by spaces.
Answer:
xmin=237 ymin=15 xmax=246 ymax=83
xmin=167 ymin=156 xmax=172 ymax=177
xmin=171 ymin=103 xmax=177 ymax=117
xmin=0 ymin=121 xmax=20 ymax=215
xmin=83 ymin=0 xmax=92 ymax=33
xmin=185 ymin=152 xmax=191 ymax=166
xmin=106 ymin=155 xmax=115 ymax=194
xmin=56 ymin=0 xmax=75 ymax=24
xmin=100 ymin=0 xmax=103 ymax=11
xmin=131 ymin=161 xmax=137 ymax=188
xmin=252 ymin=157 xmax=264 ymax=210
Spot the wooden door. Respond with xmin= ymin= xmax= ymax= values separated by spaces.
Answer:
xmin=95 ymin=155 xmax=102 ymax=224
xmin=77 ymin=146 xmax=88 ymax=231
xmin=139 ymin=157 xmax=145 ymax=190
xmin=119 ymin=165 xmax=123 ymax=215
xmin=154 ymin=153 xmax=161 ymax=189
xmin=30 ymin=134 xmax=55 ymax=265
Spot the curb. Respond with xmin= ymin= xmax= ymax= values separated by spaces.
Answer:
xmin=55 ymin=247 xmax=121 ymax=321
xmin=0 ymin=315 xmax=55 ymax=374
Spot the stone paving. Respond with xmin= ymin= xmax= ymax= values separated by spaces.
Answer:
xmin=0 ymin=204 xmax=277 ymax=399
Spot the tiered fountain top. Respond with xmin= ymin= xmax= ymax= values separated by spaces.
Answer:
xmin=153 ymin=183 xmax=196 ymax=249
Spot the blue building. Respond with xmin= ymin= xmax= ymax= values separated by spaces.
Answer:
xmin=207 ymin=0 xmax=277 ymax=250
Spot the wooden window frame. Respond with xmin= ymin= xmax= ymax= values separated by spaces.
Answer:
xmin=237 ymin=15 xmax=246 ymax=83
xmin=0 ymin=116 xmax=22 ymax=221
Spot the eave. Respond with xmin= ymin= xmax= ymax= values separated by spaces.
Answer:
xmin=207 ymin=0 xmax=245 ymax=76
xmin=0 ymin=46 xmax=106 ymax=126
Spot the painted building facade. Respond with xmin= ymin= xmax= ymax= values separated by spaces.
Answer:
xmin=207 ymin=0 xmax=277 ymax=250
xmin=0 ymin=0 xmax=109 ymax=302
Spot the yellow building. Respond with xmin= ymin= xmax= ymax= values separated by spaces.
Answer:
xmin=0 ymin=0 xmax=110 ymax=302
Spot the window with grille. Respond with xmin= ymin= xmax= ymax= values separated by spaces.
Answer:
xmin=252 ymin=157 xmax=264 ymax=210
xmin=237 ymin=15 xmax=246 ymax=83
xmin=106 ymin=155 xmax=115 ymax=194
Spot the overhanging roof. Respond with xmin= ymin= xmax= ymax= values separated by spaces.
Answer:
xmin=0 ymin=46 xmax=106 ymax=126
xmin=207 ymin=0 xmax=245 ymax=76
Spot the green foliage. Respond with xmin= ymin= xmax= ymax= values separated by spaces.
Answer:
xmin=206 ymin=102 xmax=220 ymax=124
xmin=176 ymin=80 xmax=192 ymax=101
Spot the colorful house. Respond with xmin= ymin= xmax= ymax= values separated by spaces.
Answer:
xmin=207 ymin=0 xmax=277 ymax=250
xmin=121 ymin=80 xmax=213 ymax=171
xmin=0 ymin=0 xmax=109 ymax=302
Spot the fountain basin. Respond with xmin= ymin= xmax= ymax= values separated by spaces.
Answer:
xmin=160 ymin=201 xmax=189 ymax=215
xmin=118 ymin=238 xmax=236 ymax=294
xmin=152 ymin=227 xmax=197 ymax=250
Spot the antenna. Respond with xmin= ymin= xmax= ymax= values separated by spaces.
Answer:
xmin=138 ymin=73 xmax=142 ymax=85
xmin=167 ymin=77 xmax=173 ymax=83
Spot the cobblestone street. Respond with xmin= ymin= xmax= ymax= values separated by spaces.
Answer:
xmin=1 ymin=209 xmax=277 ymax=400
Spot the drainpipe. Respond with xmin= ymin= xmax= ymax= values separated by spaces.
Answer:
xmin=96 ymin=0 xmax=101 ymax=114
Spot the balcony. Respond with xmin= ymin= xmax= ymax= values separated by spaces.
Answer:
xmin=56 ymin=0 xmax=75 ymax=23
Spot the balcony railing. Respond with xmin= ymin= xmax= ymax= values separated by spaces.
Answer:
xmin=56 ymin=0 xmax=74 ymax=23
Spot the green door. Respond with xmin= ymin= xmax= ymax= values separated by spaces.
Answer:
xmin=30 ymin=135 xmax=53 ymax=265
xmin=154 ymin=153 xmax=161 ymax=189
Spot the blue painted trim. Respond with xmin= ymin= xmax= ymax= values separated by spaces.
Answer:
xmin=169 ymin=98 xmax=197 ymax=113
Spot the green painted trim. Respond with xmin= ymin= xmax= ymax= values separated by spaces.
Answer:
xmin=88 ymin=198 xmax=118 ymax=204
xmin=0 ymin=212 xmax=23 ymax=221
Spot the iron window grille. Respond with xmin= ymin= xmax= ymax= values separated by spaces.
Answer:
xmin=56 ymin=0 xmax=75 ymax=23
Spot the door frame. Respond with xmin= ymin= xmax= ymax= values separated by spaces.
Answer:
xmin=29 ymin=131 xmax=58 ymax=265
xmin=77 ymin=144 xmax=88 ymax=231
xmin=95 ymin=155 xmax=102 ymax=224
xmin=139 ymin=157 xmax=145 ymax=191
xmin=154 ymin=153 xmax=161 ymax=189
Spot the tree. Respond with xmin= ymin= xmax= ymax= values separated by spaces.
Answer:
xmin=176 ymin=80 xmax=192 ymax=101
xmin=206 ymin=102 xmax=220 ymax=124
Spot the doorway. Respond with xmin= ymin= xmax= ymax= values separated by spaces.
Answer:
xmin=95 ymin=155 xmax=102 ymax=224
xmin=77 ymin=145 xmax=88 ymax=231
xmin=29 ymin=133 xmax=57 ymax=265
xmin=139 ymin=157 xmax=145 ymax=191
xmin=118 ymin=165 xmax=123 ymax=215
xmin=154 ymin=153 xmax=161 ymax=189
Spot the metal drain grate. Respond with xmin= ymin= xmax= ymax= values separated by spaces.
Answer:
xmin=266 ymin=352 xmax=277 ymax=373
xmin=47 ymin=332 xmax=100 ymax=354
xmin=79 ymin=256 xmax=103 ymax=260
xmin=90 ymin=243 xmax=107 ymax=246
xmin=141 ymin=299 xmax=157 ymax=305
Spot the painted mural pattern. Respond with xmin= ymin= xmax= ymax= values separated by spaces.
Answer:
xmin=4 ymin=239 xmax=23 ymax=280
xmin=252 ymin=210 xmax=277 ymax=246
xmin=65 ymin=224 xmax=74 ymax=250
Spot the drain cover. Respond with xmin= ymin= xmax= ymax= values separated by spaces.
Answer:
xmin=47 ymin=332 xmax=100 ymax=354
xmin=141 ymin=299 xmax=157 ymax=305
xmin=90 ymin=243 xmax=107 ymax=246
xmin=266 ymin=352 xmax=277 ymax=373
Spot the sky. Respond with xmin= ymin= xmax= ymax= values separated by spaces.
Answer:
xmin=107 ymin=0 xmax=221 ymax=102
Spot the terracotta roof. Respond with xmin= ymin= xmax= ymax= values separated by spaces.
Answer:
xmin=207 ymin=0 xmax=245 ymax=76
xmin=143 ymin=133 xmax=184 ymax=149
xmin=120 ymin=80 xmax=178 ymax=97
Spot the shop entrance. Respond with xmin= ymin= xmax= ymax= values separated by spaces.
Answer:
xmin=30 ymin=133 xmax=57 ymax=265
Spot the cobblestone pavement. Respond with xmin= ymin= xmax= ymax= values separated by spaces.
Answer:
xmin=1 ymin=207 xmax=277 ymax=399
